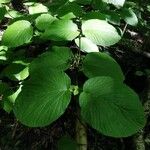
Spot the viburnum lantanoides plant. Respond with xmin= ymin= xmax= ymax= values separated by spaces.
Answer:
xmin=0 ymin=0 xmax=145 ymax=149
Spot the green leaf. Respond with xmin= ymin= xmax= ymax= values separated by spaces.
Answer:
xmin=75 ymin=37 xmax=99 ymax=53
xmin=35 ymin=13 xmax=56 ymax=31
xmin=2 ymin=20 xmax=33 ymax=47
xmin=92 ymin=0 xmax=107 ymax=10
xmin=14 ymin=69 xmax=71 ymax=127
xmin=79 ymin=76 xmax=146 ymax=137
xmin=82 ymin=19 xmax=121 ymax=46
xmin=105 ymin=11 xmax=120 ymax=25
xmin=82 ymin=52 xmax=124 ymax=81
xmin=102 ymin=0 xmax=125 ymax=7
xmin=58 ymin=136 xmax=77 ymax=150
xmin=42 ymin=19 xmax=79 ymax=41
xmin=30 ymin=46 xmax=73 ymax=72
xmin=24 ymin=2 xmax=48 ymax=14
xmin=121 ymin=8 xmax=138 ymax=26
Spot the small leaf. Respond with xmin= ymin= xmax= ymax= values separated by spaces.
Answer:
xmin=35 ymin=13 xmax=56 ymax=30
xmin=24 ymin=2 xmax=48 ymax=14
xmin=83 ymin=52 xmax=124 ymax=81
xmin=42 ymin=19 xmax=79 ymax=41
xmin=30 ymin=46 xmax=73 ymax=72
xmin=80 ymin=76 xmax=146 ymax=137
xmin=82 ymin=19 xmax=121 ymax=46
xmin=102 ymin=0 xmax=125 ymax=7
xmin=121 ymin=8 xmax=138 ymax=26
xmin=2 ymin=20 xmax=33 ymax=47
xmin=14 ymin=68 xmax=71 ymax=127
xmin=75 ymin=37 xmax=99 ymax=53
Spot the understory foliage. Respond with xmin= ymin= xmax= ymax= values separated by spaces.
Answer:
xmin=0 ymin=0 xmax=149 ymax=149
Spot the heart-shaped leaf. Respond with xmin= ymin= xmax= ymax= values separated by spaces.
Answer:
xmin=82 ymin=19 xmax=121 ymax=46
xmin=82 ymin=52 xmax=124 ymax=81
xmin=14 ymin=68 xmax=71 ymax=127
xmin=2 ymin=20 xmax=33 ymax=47
xmin=79 ymin=76 xmax=146 ymax=137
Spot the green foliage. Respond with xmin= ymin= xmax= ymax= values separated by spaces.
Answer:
xmin=82 ymin=52 xmax=124 ymax=81
xmin=41 ymin=19 xmax=79 ymax=41
xmin=79 ymin=76 xmax=145 ymax=137
xmin=14 ymin=68 xmax=71 ymax=127
xmin=0 ymin=0 xmax=146 ymax=147
xmin=2 ymin=20 xmax=33 ymax=47
xmin=75 ymin=37 xmax=99 ymax=53
xmin=82 ymin=19 xmax=121 ymax=46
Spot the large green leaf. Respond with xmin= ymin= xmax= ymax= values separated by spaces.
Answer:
xmin=2 ymin=20 xmax=33 ymax=47
xmin=102 ymin=0 xmax=125 ymax=7
xmin=82 ymin=52 xmax=124 ymax=81
xmin=82 ymin=19 xmax=121 ymax=46
xmin=14 ymin=69 xmax=71 ymax=127
xmin=42 ymin=19 xmax=79 ymax=41
xmin=79 ymin=76 xmax=146 ymax=137
xmin=30 ymin=46 xmax=73 ymax=72
xmin=75 ymin=37 xmax=99 ymax=53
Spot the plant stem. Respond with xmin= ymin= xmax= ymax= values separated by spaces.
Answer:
xmin=76 ymin=117 xmax=87 ymax=150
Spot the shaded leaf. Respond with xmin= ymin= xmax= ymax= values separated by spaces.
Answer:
xmin=14 ymin=68 xmax=71 ymax=127
xmin=82 ymin=52 xmax=124 ymax=81
xmin=30 ymin=46 xmax=73 ymax=72
xmin=80 ymin=76 xmax=146 ymax=137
